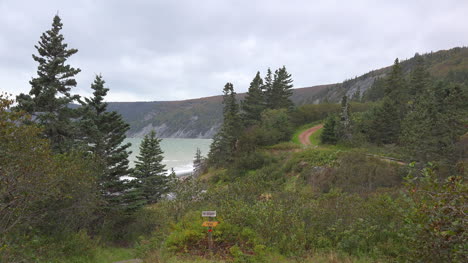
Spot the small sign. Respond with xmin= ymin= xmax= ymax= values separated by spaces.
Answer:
xmin=202 ymin=211 xmax=216 ymax=217
xmin=202 ymin=221 xmax=219 ymax=227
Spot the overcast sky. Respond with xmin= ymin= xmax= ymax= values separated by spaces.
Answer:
xmin=1 ymin=0 xmax=467 ymax=101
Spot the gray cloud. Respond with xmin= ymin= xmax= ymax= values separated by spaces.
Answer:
xmin=1 ymin=0 xmax=467 ymax=101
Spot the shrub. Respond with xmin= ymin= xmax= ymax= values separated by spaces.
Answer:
xmin=0 ymin=230 xmax=98 ymax=263
xmin=259 ymin=109 xmax=293 ymax=145
xmin=231 ymin=151 xmax=272 ymax=176
xmin=163 ymin=211 xmax=264 ymax=259
xmin=404 ymin=166 xmax=467 ymax=262
xmin=331 ymin=151 xmax=403 ymax=193
xmin=290 ymin=103 xmax=340 ymax=127
xmin=283 ymin=149 xmax=338 ymax=173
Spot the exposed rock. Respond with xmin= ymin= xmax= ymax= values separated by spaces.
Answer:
xmin=129 ymin=122 xmax=220 ymax=138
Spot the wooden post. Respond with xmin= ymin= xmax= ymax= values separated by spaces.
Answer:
xmin=208 ymin=216 xmax=213 ymax=251
xmin=202 ymin=211 xmax=216 ymax=252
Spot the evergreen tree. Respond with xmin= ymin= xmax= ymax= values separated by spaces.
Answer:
xmin=385 ymin=59 xmax=406 ymax=99
xmin=241 ymin=72 xmax=265 ymax=126
xmin=336 ymin=95 xmax=352 ymax=141
xmin=367 ymin=59 xmax=408 ymax=144
xmin=266 ymin=66 xmax=294 ymax=109
xmin=408 ymin=55 xmax=430 ymax=103
xmin=321 ymin=115 xmax=338 ymax=144
xmin=16 ymin=15 xmax=81 ymax=153
xmin=133 ymin=130 xmax=169 ymax=204
xmin=367 ymin=97 xmax=401 ymax=144
xmin=263 ymin=68 xmax=273 ymax=106
xmin=80 ymin=75 xmax=135 ymax=211
xmin=193 ymin=147 xmax=204 ymax=177
xmin=362 ymin=77 xmax=386 ymax=102
xmin=194 ymin=147 xmax=202 ymax=167
xmin=79 ymin=75 xmax=108 ymax=155
xmin=351 ymin=87 xmax=361 ymax=102
xmin=208 ymin=82 xmax=241 ymax=166
xmin=401 ymin=81 xmax=467 ymax=162
xmin=222 ymin=83 xmax=241 ymax=131
xmin=207 ymin=132 xmax=227 ymax=167
xmin=276 ymin=66 xmax=294 ymax=109
xmin=385 ymin=58 xmax=408 ymax=120
xmin=260 ymin=108 xmax=293 ymax=144
xmin=169 ymin=168 xmax=177 ymax=178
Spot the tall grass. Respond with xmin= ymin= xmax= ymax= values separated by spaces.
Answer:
xmin=309 ymin=126 xmax=323 ymax=146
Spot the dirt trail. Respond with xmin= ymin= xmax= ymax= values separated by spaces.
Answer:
xmin=298 ymin=124 xmax=323 ymax=146
xmin=298 ymin=124 xmax=407 ymax=165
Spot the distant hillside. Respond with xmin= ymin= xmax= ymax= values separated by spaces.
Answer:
xmin=109 ymin=47 xmax=468 ymax=138
xmin=107 ymin=84 xmax=331 ymax=138
xmin=315 ymin=47 xmax=468 ymax=103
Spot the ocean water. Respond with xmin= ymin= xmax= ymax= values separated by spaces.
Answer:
xmin=124 ymin=138 xmax=212 ymax=175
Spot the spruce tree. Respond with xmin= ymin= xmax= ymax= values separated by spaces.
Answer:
xmin=368 ymin=97 xmax=401 ymax=144
xmin=321 ymin=115 xmax=338 ymax=144
xmin=362 ymin=77 xmax=386 ymax=102
xmin=401 ymin=81 xmax=467 ymax=163
xmin=222 ymin=83 xmax=241 ymax=131
xmin=276 ymin=66 xmax=294 ymax=109
xmin=351 ymin=87 xmax=361 ymax=102
xmin=79 ymin=75 xmax=108 ymax=155
xmin=263 ymin=68 xmax=274 ymax=108
xmin=207 ymin=132 xmax=227 ymax=167
xmin=193 ymin=147 xmax=204 ymax=177
xmin=385 ymin=59 xmax=406 ymax=99
xmin=208 ymin=82 xmax=241 ymax=166
xmin=367 ymin=59 xmax=407 ymax=144
xmin=241 ymin=71 xmax=265 ymax=127
xmin=385 ymin=58 xmax=408 ymax=120
xmin=408 ymin=55 xmax=430 ymax=103
xmin=16 ymin=15 xmax=81 ymax=153
xmin=336 ymin=95 xmax=352 ymax=141
xmin=80 ymin=75 xmax=135 ymax=211
xmin=266 ymin=66 xmax=294 ymax=109
xmin=169 ymin=168 xmax=177 ymax=178
xmin=133 ymin=130 xmax=169 ymax=204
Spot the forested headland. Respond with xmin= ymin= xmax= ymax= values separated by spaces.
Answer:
xmin=1 ymin=15 xmax=467 ymax=263
xmin=104 ymin=47 xmax=468 ymax=139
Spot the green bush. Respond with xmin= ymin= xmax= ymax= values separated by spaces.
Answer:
xmin=259 ymin=109 xmax=293 ymax=145
xmin=290 ymin=102 xmax=373 ymax=127
xmin=0 ymin=230 xmax=98 ymax=263
xmin=163 ymin=210 xmax=265 ymax=260
xmin=229 ymin=244 xmax=267 ymax=263
xmin=303 ymin=190 xmax=408 ymax=259
xmin=331 ymin=151 xmax=403 ymax=193
xmin=290 ymin=103 xmax=340 ymax=127
xmin=284 ymin=149 xmax=338 ymax=173
xmin=404 ymin=166 xmax=467 ymax=262
xmin=231 ymin=151 xmax=272 ymax=175
xmin=125 ymin=204 xmax=174 ymax=243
